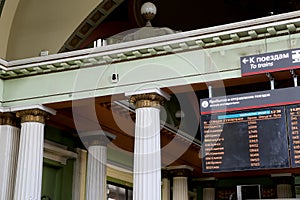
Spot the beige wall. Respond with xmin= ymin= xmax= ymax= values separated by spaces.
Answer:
xmin=0 ymin=0 xmax=21 ymax=59
xmin=3 ymin=0 xmax=101 ymax=60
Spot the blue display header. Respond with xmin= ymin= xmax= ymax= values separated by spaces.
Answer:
xmin=218 ymin=110 xmax=271 ymax=119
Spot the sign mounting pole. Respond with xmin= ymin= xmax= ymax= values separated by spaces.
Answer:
xmin=266 ymin=73 xmax=275 ymax=90
xmin=290 ymin=69 xmax=298 ymax=87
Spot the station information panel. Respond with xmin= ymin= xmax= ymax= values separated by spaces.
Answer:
xmin=287 ymin=104 xmax=300 ymax=167
xmin=201 ymin=106 xmax=289 ymax=172
xmin=200 ymin=87 xmax=300 ymax=173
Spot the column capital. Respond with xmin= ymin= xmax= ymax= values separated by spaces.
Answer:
xmin=16 ymin=109 xmax=51 ymax=124
xmin=126 ymin=88 xmax=170 ymax=108
xmin=10 ymin=105 xmax=55 ymax=124
xmin=167 ymin=165 xmax=193 ymax=177
xmin=80 ymin=130 xmax=116 ymax=147
xmin=0 ymin=112 xmax=19 ymax=127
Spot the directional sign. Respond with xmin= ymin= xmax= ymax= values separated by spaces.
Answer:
xmin=240 ymin=48 xmax=300 ymax=76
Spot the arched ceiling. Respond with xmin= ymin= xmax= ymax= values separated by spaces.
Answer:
xmin=0 ymin=0 xmax=101 ymax=60
xmin=61 ymin=0 xmax=300 ymax=52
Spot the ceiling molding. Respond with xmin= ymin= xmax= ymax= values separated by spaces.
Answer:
xmin=59 ymin=0 xmax=125 ymax=53
xmin=0 ymin=0 xmax=5 ymax=17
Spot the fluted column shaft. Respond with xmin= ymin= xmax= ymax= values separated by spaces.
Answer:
xmin=273 ymin=175 xmax=294 ymax=198
xmin=173 ymin=177 xmax=189 ymax=200
xmin=128 ymin=90 xmax=169 ymax=200
xmin=203 ymin=188 xmax=215 ymax=200
xmin=0 ymin=113 xmax=20 ymax=200
xmin=162 ymin=170 xmax=170 ymax=200
xmin=86 ymin=145 xmax=107 ymax=200
xmin=277 ymin=184 xmax=293 ymax=198
xmin=169 ymin=166 xmax=193 ymax=200
xmin=134 ymin=107 xmax=161 ymax=200
xmin=13 ymin=109 xmax=51 ymax=200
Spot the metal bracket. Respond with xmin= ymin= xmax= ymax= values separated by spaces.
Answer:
xmin=266 ymin=73 xmax=275 ymax=90
xmin=208 ymin=85 xmax=213 ymax=98
xmin=290 ymin=69 xmax=298 ymax=87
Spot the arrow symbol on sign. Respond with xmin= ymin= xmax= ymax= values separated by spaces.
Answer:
xmin=242 ymin=58 xmax=249 ymax=64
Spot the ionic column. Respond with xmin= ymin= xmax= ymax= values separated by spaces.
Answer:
xmin=0 ymin=113 xmax=20 ymax=200
xmin=82 ymin=131 xmax=115 ymax=200
xmin=272 ymin=175 xmax=294 ymax=198
xmin=13 ymin=108 xmax=54 ymax=200
xmin=127 ymin=89 xmax=170 ymax=200
xmin=169 ymin=165 xmax=193 ymax=200
xmin=162 ymin=170 xmax=170 ymax=200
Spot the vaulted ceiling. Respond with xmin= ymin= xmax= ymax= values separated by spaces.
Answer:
xmin=1 ymin=0 xmax=298 ymax=60
xmin=61 ymin=0 xmax=300 ymax=51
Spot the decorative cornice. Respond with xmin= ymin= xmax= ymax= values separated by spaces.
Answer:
xmin=16 ymin=109 xmax=51 ymax=124
xmin=1 ymin=11 xmax=300 ymax=79
xmin=0 ymin=112 xmax=18 ymax=127
xmin=44 ymin=140 xmax=77 ymax=165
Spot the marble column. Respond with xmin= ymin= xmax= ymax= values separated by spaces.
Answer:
xmin=127 ymin=89 xmax=170 ymax=200
xmin=13 ymin=108 xmax=53 ymax=200
xmin=0 ymin=113 xmax=20 ymax=200
xmin=82 ymin=131 xmax=115 ymax=200
xmin=169 ymin=165 xmax=193 ymax=200
xmin=162 ymin=170 xmax=170 ymax=200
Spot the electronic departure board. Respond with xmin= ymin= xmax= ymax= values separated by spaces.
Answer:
xmin=201 ymin=106 xmax=290 ymax=172
xmin=287 ymin=104 xmax=300 ymax=167
xmin=199 ymin=87 xmax=300 ymax=173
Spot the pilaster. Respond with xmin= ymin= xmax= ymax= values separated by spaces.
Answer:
xmin=72 ymin=148 xmax=87 ymax=200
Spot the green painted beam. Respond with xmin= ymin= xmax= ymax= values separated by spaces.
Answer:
xmin=2 ymin=33 xmax=300 ymax=107
xmin=0 ymin=79 xmax=3 ymax=106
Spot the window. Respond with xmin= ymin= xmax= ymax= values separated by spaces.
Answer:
xmin=107 ymin=182 xmax=133 ymax=200
xmin=94 ymin=39 xmax=107 ymax=47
